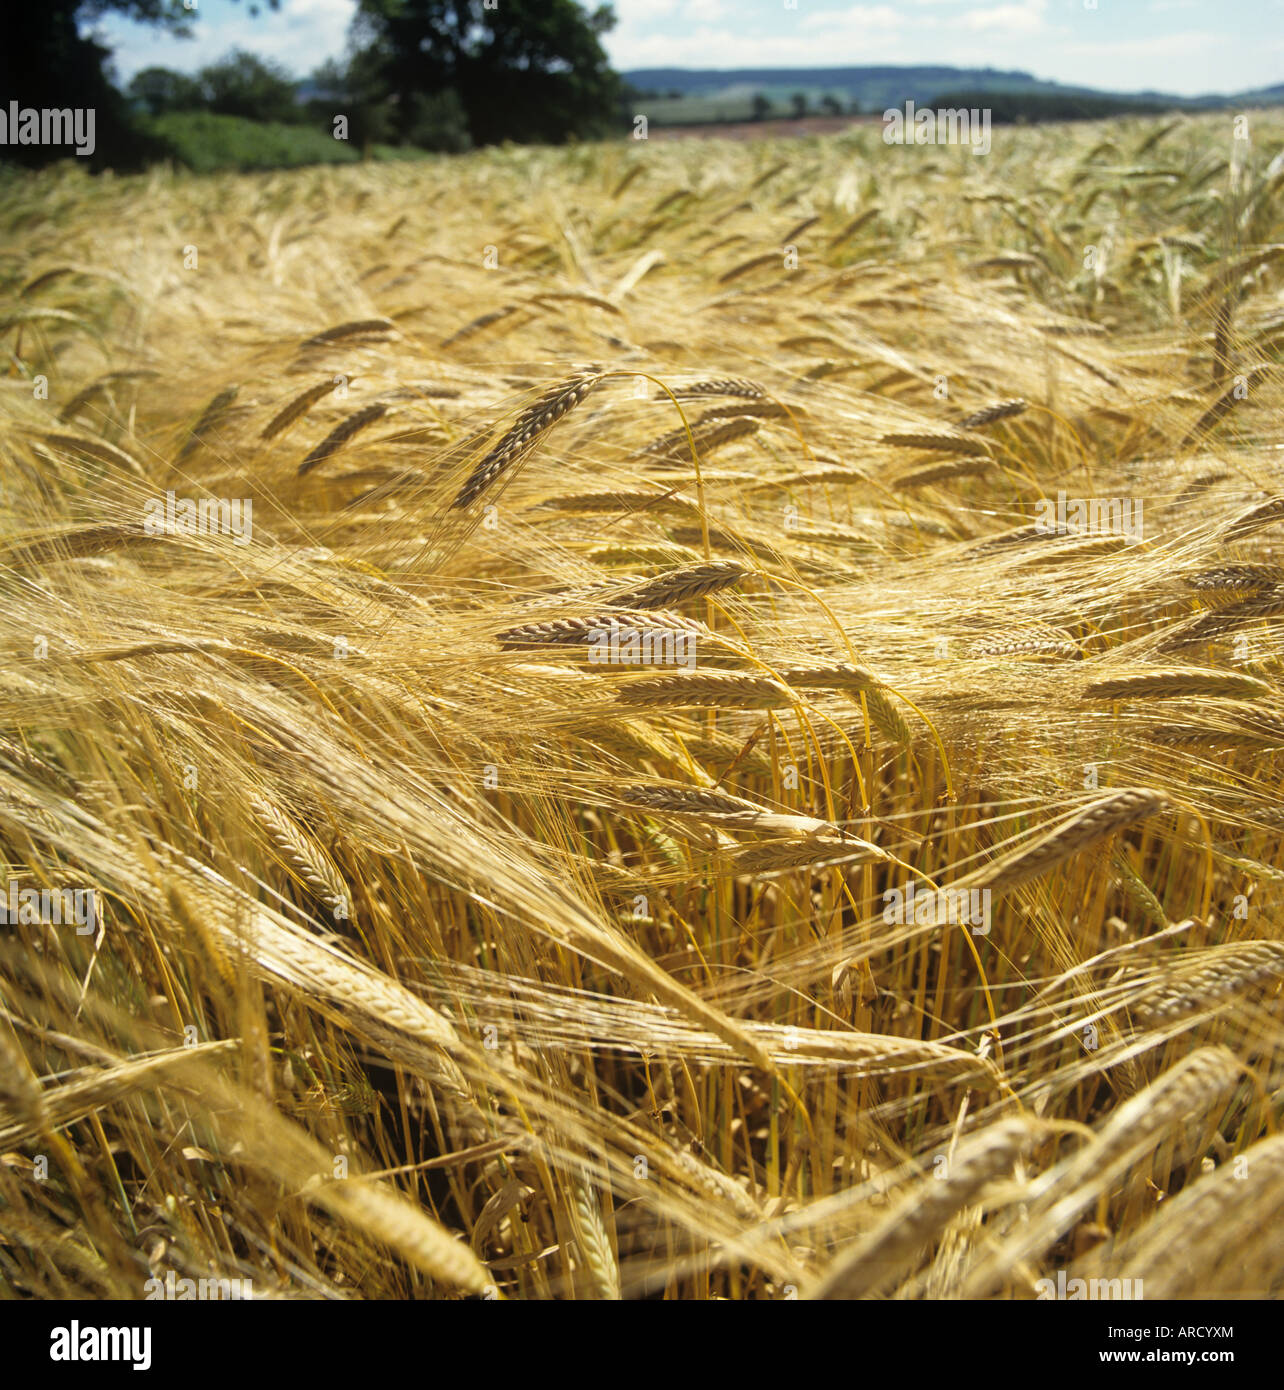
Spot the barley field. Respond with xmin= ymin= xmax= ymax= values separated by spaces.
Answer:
xmin=1 ymin=111 xmax=1283 ymax=1301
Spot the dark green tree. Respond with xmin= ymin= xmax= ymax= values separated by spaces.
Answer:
xmin=0 ymin=2 xmax=277 ymax=169
xmin=819 ymin=94 xmax=843 ymax=117
xmin=790 ymin=91 xmax=808 ymax=119
xmin=751 ymin=92 xmax=771 ymax=121
xmin=352 ymin=0 xmax=619 ymax=147
xmin=198 ymin=49 xmax=300 ymax=123
xmin=127 ymin=66 xmax=204 ymax=116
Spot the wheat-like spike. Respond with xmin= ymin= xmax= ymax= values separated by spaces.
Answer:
xmin=893 ymin=458 xmax=993 ymax=489
xmin=617 ymin=784 xmax=835 ymax=836
xmin=807 ymin=1119 xmax=1037 ymax=1300
xmin=0 ymin=523 xmax=146 ymax=567
xmin=717 ymin=251 xmax=780 ymax=285
xmin=450 ymin=373 xmax=602 ymax=508
xmin=0 ymin=1029 xmax=45 ymax=1131
xmin=82 ymin=638 xmax=219 ymax=661
xmin=652 ymin=1135 xmax=762 ymax=1221
xmin=777 ymin=661 xmax=883 ymax=692
xmin=1181 ymin=364 xmax=1271 ymax=446
xmin=0 ymin=1207 xmax=115 ymax=1295
xmin=1082 ymin=666 xmax=1273 ymax=700
xmin=1082 ymin=1132 xmax=1284 ymax=1298
xmin=261 ymin=378 xmax=351 ymax=441
xmin=640 ymin=414 xmax=762 ymax=462
xmin=1147 ymin=711 xmax=1284 ymax=746
xmin=616 ymin=671 xmax=795 ymax=709
xmin=971 ymin=634 xmax=1082 ymax=659
xmin=958 ymin=398 xmax=1028 ymax=430
xmin=298 ymin=403 xmax=389 ymax=476
xmin=968 ymin=523 xmax=1055 ymax=554
xmin=694 ymin=401 xmax=789 ymax=423
xmin=961 ymin=1048 xmax=1241 ymax=1298
xmin=1220 ymin=494 xmax=1284 ymax=543
xmin=719 ymin=835 xmax=886 ymax=874
xmin=0 ymin=1042 xmax=236 ymax=1149
xmin=980 ymin=789 xmax=1168 ymax=892
xmin=41 ymin=431 xmax=145 ymax=477
xmin=1112 ymin=849 xmax=1169 ymax=927
xmin=495 ymin=609 xmax=707 ymax=651
xmin=1129 ymin=941 xmax=1284 ymax=1025
xmin=609 ymin=560 xmax=748 ymax=608
xmin=1157 ymin=593 xmax=1284 ymax=650
xmin=250 ymin=793 xmax=353 ymax=923
xmin=1183 ymin=562 xmax=1284 ymax=595
xmin=59 ymin=368 xmax=160 ymax=422
xmin=301 ymin=318 xmax=395 ymax=347
xmin=314 ymin=1177 xmax=492 ymax=1294
xmin=439 ymin=304 xmax=520 ymax=348
xmin=168 ymin=868 xmax=483 ymax=1122
xmin=879 ymin=429 xmax=991 ymax=457
xmin=176 ymin=385 xmax=240 ymax=463
xmin=850 ymin=685 xmax=914 ymax=746
xmin=765 ymin=464 xmax=869 ymax=487
xmin=972 ymin=250 xmax=1044 ymax=270
xmin=0 ymin=735 xmax=78 ymax=795
xmin=1019 ymin=533 xmax=1133 ymax=564
xmin=669 ymin=378 xmax=765 ymax=400
xmin=571 ymin=1178 xmax=620 ymax=1300
xmin=539 ymin=488 xmax=698 ymax=515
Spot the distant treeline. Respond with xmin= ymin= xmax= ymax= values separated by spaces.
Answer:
xmin=929 ymin=89 xmax=1172 ymax=123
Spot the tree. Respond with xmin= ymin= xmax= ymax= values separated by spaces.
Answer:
xmin=128 ymin=66 xmax=204 ymax=116
xmin=790 ymin=91 xmax=808 ymax=119
xmin=305 ymin=56 xmax=392 ymax=152
xmin=751 ymin=93 xmax=771 ymax=121
xmin=819 ymin=94 xmax=843 ymax=117
xmin=198 ymin=49 xmax=300 ymax=124
xmin=0 ymin=1 xmax=277 ymax=169
xmin=353 ymin=0 xmax=620 ymax=147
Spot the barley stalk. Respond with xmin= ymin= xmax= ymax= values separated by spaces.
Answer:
xmin=616 ymin=671 xmax=795 ymax=709
xmin=879 ymin=430 xmax=991 ymax=457
xmin=261 ymin=378 xmax=351 ymax=441
xmin=1082 ymin=667 xmax=1273 ymax=700
xmin=450 ymin=373 xmax=602 ymax=508
xmin=302 ymin=318 xmax=395 ymax=347
xmin=298 ymin=403 xmax=389 ymax=476
xmin=980 ymin=789 xmax=1168 ymax=892
xmin=958 ymin=398 xmax=1028 ymax=430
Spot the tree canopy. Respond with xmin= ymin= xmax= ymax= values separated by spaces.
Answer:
xmin=353 ymin=0 xmax=620 ymax=147
xmin=0 ymin=0 xmax=277 ymax=168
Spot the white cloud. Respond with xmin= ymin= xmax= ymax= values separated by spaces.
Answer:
xmin=954 ymin=0 xmax=1048 ymax=34
xmin=798 ymin=6 xmax=910 ymax=33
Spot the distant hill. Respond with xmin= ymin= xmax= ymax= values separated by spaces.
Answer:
xmin=621 ymin=66 xmax=1284 ymax=122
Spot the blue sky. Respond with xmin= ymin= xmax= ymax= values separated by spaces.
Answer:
xmin=94 ymin=0 xmax=1283 ymax=97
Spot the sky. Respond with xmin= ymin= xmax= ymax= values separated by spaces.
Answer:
xmin=94 ymin=0 xmax=1283 ymax=98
